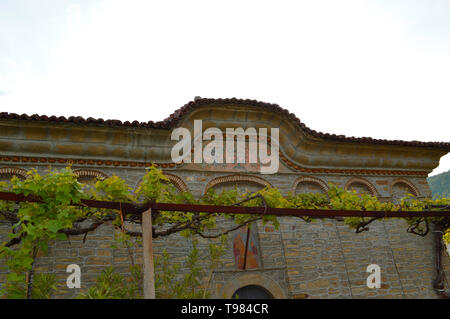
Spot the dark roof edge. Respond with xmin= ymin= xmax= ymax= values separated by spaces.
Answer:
xmin=1 ymin=97 xmax=450 ymax=150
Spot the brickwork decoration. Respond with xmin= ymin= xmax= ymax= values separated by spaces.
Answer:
xmin=204 ymin=174 xmax=272 ymax=194
xmin=218 ymin=272 xmax=287 ymax=299
xmin=0 ymin=166 xmax=28 ymax=179
xmin=390 ymin=178 xmax=420 ymax=197
xmin=73 ymin=168 xmax=108 ymax=180
xmin=162 ymin=172 xmax=188 ymax=192
xmin=291 ymin=176 xmax=328 ymax=195
xmin=0 ymin=155 xmax=180 ymax=169
xmin=133 ymin=172 xmax=188 ymax=192
xmin=344 ymin=177 xmax=378 ymax=197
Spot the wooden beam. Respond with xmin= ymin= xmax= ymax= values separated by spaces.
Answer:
xmin=142 ymin=208 xmax=155 ymax=299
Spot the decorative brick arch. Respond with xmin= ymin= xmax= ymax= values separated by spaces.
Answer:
xmin=134 ymin=172 xmax=188 ymax=192
xmin=219 ymin=273 xmax=287 ymax=299
xmin=390 ymin=178 xmax=420 ymax=197
xmin=344 ymin=177 xmax=378 ymax=197
xmin=0 ymin=167 xmax=28 ymax=179
xmin=163 ymin=172 xmax=188 ymax=192
xmin=204 ymin=174 xmax=272 ymax=195
xmin=291 ymin=176 xmax=328 ymax=194
xmin=73 ymin=169 xmax=108 ymax=180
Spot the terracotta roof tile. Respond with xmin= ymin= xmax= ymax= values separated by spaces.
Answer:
xmin=1 ymin=97 xmax=449 ymax=150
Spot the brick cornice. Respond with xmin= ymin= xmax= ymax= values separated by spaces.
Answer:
xmin=279 ymin=154 xmax=428 ymax=176
xmin=0 ymin=155 xmax=429 ymax=176
xmin=0 ymin=155 xmax=180 ymax=169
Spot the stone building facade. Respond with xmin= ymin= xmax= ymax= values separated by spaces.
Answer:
xmin=0 ymin=98 xmax=449 ymax=298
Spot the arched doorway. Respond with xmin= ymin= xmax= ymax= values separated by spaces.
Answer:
xmin=219 ymin=273 xmax=287 ymax=298
xmin=232 ymin=285 xmax=273 ymax=299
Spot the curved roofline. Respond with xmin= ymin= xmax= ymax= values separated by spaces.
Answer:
xmin=1 ymin=97 xmax=449 ymax=150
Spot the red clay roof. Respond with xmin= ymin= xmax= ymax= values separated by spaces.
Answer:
xmin=1 ymin=97 xmax=449 ymax=150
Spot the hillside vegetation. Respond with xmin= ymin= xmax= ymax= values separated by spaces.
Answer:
xmin=428 ymin=170 xmax=450 ymax=198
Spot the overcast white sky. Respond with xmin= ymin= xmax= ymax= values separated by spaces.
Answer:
xmin=0 ymin=0 xmax=449 ymax=175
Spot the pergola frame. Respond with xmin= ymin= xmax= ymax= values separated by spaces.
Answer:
xmin=0 ymin=191 xmax=449 ymax=299
xmin=1 ymin=191 xmax=449 ymax=218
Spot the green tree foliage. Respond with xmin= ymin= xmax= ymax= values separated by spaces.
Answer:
xmin=0 ymin=167 xmax=85 ymax=298
xmin=77 ymin=265 xmax=143 ymax=299
xmin=31 ymin=273 xmax=58 ymax=299
xmin=428 ymin=170 xmax=450 ymax=199
xmin=154 ymin=237 xmax=227 ymax=299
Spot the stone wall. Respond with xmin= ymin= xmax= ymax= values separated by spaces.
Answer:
xmin=0 ymin=163 xmax=448 ymax=299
